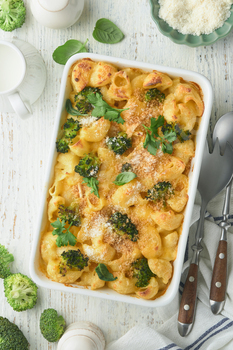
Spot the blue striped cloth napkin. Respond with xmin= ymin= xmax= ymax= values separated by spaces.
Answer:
xmin=107 ymin=191 xmax=233 ymax=350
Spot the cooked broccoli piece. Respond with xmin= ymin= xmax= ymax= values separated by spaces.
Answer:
xmin=146 ymin=181 xmax=174 ymax=206
xmin=108 ymin=212 xmax=138 ymax=242
xmin=56 ymin=118 xmax=81 ymax=153
xmin=40 ymin=308 xmax=66 ymax=343
xmin=0 ymin=244 xmax=14 ymax=279
xmin=121 ymin=162 xmax=133 ymax=172
xmin=56 ymin=138 xmax=69 ymax=153
xmin=4 ymin=273 xmax=38 ymax=312
xmin=75 ymin=87 xmax=101 ymax=114
xmin=106 ymin=133 xmax=132 ymax=155
xmin=161 ymin=122 xmax=191 ymax=142
xmin=0 ymin=316 xmax=29 ymax=349
xmin=75 ymin=153 xmax=100 ymax=178
xmin=132 ymin=258 xmax=155 ymax=288
xmin=0 ymin=0 xmax=26 ymax=32
xmin=63 ymin=118 xmax=81 ymax=139
xmin=59 ymin=249 xmax=89 ymax=276
xmin=58 ymin=204 xmax=81 ymax=227
xmin=145 ymin=88 xmax=165 ymax=103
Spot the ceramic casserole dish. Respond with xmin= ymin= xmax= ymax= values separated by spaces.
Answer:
xmin=30 ymin=53 xmax=213 ymax=307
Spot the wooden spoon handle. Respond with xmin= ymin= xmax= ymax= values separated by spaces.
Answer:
xmin=178 ymin=263 xmax=198 ymax=336
xmin=210 ymin=240 xmax=227 ymax=313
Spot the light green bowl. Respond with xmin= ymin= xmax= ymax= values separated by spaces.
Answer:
xmin=149 ymin=0 xmax=233 ymax=47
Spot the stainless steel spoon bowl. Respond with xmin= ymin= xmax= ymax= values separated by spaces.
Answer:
xmin=210 ymin=112 xmax=233 ymax=314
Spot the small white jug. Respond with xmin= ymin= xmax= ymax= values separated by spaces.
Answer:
xmin=30 ymin=0 xmax=84 ymax=29
xmin=57 ymin=321 xmax=105 ymax=350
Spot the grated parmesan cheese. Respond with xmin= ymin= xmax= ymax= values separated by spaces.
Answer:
xmin=158 ymin=0 xmax=233 ymax=36
xmin=79 ymin=116 xmax=98 ymax=127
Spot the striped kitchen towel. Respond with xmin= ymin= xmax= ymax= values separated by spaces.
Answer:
xmin=107 ymin=190 xmax=233 ymax=350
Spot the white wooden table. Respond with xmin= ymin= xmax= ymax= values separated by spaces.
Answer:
xmin=0 ymin=1 xmax=233 ymax=348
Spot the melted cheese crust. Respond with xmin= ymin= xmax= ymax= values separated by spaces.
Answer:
xmin=40 ymin=59 xmax=204 ymax=300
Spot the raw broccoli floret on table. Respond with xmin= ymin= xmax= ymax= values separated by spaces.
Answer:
xmin=108 ymin=212 xmax=139 ymax=242
xmin=0 ymin=0 xmax=26 ymax=32
xmin=132 ymin=258 xmax=155 ymax=288
xmin=40 ymin=308 xmax=66 ymax=343
xmin=0 ymin=244 xmax=14 ymax=279
xmin=59 ymin=249 xmax=89 ymax=276
xmin=0 ymin=316 xmax=29 ymax=349
xmin=4 ymin=273 xmax=38 ymax=312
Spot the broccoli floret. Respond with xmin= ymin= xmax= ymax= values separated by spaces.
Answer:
xmin=146 ymin=181 xmax=174 ymax=206
xmin=121 ymin=162 xmax=133 ymax=172
xmin=0 ymin=244 xmax=14 ymax=279
xmin=63 ymin=118 xmax=81 ymax=139
xmin=106 ymin=133 xmax=132 ymax=155
xmin=4 ymin=273 xmax=38 ymax=312
xmin=145 ymin=88 xmax=165 ymax=103
xmin=56 ymin=118 xmax=81 ymax=153
xmin=132 ymin=258 xmax=155 ymax=288
xmin=58 ymin=204 xmax=81 ymax=227
xmin=0 ymin=316 xmax=29 ymax=349
xmin=108 ymin=212 xmax=138 ymax=242
xmin=59 ymin=249 xmax=89 ymax=276
xmin=161 ymin=122 xmax=191 ymax=143
xmin=75 ymin=87 xmax=101 ymax=114
xmin=40 ymin=308 xmax=66 ymax=343
xmin=0 ymin=0 xmax=26 ymax=32
xmin=75 ymin=153 xmax=100 ymax=178
xmin=56 ymin=138 xmax=69 ymax=153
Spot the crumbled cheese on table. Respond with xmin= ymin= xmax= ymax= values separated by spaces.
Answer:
xmin=158 ymin=0 xmax=233 ymax=36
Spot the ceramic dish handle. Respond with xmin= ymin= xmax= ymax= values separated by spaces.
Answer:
xmin=8 ymin=92 xmax=31 ymax=119
xmin=178 ymin=262 xmax=198 ymax=337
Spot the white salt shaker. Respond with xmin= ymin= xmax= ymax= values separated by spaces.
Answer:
xmin=30 ymin=0 xmax=84 ymax=29
xmin=57 ymin=321 xmax=105 ymax=350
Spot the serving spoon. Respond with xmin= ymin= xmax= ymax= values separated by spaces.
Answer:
xmin=210 ymin=112 xmax=233 ymax=314
xmin=178 ymin=139 xmax=233 ymax=337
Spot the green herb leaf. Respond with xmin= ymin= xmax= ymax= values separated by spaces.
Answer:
xmin=87 ymin=93 xmax=127 ymax=124
xmin=113 ymin=172 xmax=137 ymax=186
xmin=82 ymin=177 xmax=100 ymax=198
xmin=65 ymin=99 xmax=88 ymax=116
xmin=95 ymin=263 xmax=117 ymax=281
xmin=53 ymin=39 xmax=88 ymax=65
xmin=51 ymin=218 xmax=77 ymax=247
xmin=143 ymin=115 xmax=177 ymax=155
xmin=93 ymin=18 xmax=124 ymax=44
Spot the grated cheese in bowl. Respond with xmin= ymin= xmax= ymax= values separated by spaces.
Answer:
xmin=158 ymin=0 xmax=233 ymax=36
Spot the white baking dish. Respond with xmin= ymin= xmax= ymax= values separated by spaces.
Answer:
xmin=29 ymin=53 xmax=213 ymax=307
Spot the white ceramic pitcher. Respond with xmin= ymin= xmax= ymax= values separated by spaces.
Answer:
xmin=30 ymin=0 xmax=84 ymax=29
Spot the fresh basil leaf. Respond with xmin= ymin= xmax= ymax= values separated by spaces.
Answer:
xmin=82 ymin=177 xmax=100 ymax=198
xmin=53 ymin=39 xmax=88 ymax=65
xmin=113 ymin=172 xmax=137 ymax=186
xmin=93 ymin=18 xmax=124 ymax=44
xmin=95 ymin=263 xmax=117 ymax=281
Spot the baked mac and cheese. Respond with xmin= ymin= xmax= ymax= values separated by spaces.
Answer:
xmin=40 ymin=58 xmax=204 ymax=300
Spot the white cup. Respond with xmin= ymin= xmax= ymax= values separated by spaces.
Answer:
xmin=0 ymin=40 xmax=31 ymax=119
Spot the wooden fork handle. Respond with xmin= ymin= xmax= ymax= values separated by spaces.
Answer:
xmin=210 ymin=240 xmax=227 ymax=313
